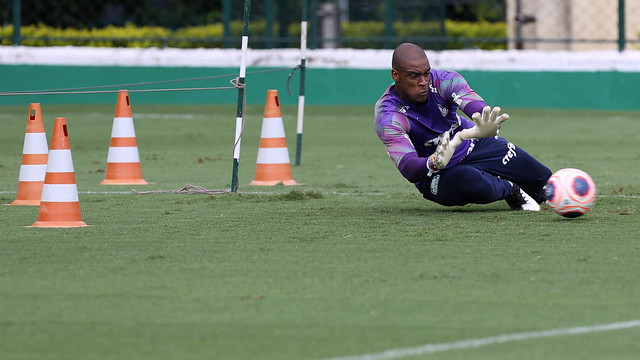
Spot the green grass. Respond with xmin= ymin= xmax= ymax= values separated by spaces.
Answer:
xmin=1 ymin=104 xmax=639 ymax=360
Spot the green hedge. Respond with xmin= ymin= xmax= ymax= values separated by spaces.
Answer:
xmin=0 ymin=21 xmax=506 ymax=49
xmin=342 ymin=20 xmax=507 ymax=49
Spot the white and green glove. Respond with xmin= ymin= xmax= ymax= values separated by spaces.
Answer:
xmin=461 ymin=105 xmax=509 ymax=140
xmin=428 ymin=106 xmax=509 ymax=171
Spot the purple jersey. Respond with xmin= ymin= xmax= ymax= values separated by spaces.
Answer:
xmin=374 ymin=69 xmax=487 ymax=183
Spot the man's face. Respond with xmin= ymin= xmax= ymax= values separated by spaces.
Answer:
xmin=392 ymin=57 xmax=431 ymax=105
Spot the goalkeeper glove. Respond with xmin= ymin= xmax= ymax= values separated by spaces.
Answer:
xmin=427 ymin=106 xmax=509 ymax=172
xmin=459 ymin=106 xmax=509 ymax=140
xmin=428 ymin=130 xmax=463 ymax=171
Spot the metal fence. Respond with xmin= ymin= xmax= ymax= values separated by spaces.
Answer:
xmin=2 ymin=0 xmax=639 ymax=50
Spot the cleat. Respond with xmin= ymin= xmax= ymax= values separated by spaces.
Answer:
xmin=505 ymin=183 xmax=540 ymax=211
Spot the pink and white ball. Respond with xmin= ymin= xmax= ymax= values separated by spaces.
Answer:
xmin=545 ymin=168 xmax=596 ymax=218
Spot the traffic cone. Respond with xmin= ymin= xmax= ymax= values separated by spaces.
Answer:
xmin=11 ymin=103 xmax=49 ymax=205
xmin=250 ymin=90 xmax=298 ymax=186
xmin=101 ymin=90 xmax=147 ymax=185
xmin=32 ymin=117 xmax=87 ymax=227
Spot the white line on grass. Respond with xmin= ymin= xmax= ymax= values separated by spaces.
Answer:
xmin=2 ymin=190 xmax=640 ymax=199
xmin=598 ymin=194 xmax=640 ymax=199
xmin=312 ymin=320 xmax=640 ymax=360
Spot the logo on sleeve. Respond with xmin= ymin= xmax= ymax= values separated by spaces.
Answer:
xmin=451 ymin=92 xmax=462 ymax=106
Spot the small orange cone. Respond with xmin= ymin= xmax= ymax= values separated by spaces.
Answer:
xmin=250 ymin=90 xmax=298 ymax=186
xmin=32 ymin=117 xmax=87 ymax=228
xmin=11 ymin=103 xmax=49 ymax=205
xmin=101 ymin=90 xmax=147 ymax=185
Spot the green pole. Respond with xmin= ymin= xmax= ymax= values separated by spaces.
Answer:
xmin=231 ymin=0 xmax=251 ymax=193
xmin=309 ymin=0 xmax=318 ymax=49
xmin=439 ymin=0 xmax=446 ymax=50
xmin=618 ymin=0 xmax=625 ymax=52
xmin=384 ymin=0 xmax=393 ymax=49
xmin=223 ymin=0 xmax=231 ymax=48
xmin=12 ymin=0 xmax=21 ymax=46
xmin=266 ymin=0 xmax=274 ymax=49
xmin=295 ymin=0 xmax=308 ymax=166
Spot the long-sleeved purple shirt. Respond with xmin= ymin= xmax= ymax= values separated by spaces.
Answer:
xmin=374 ymin=69 xmax=487 ymax=184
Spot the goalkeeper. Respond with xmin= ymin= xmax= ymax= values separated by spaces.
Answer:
xmin=374 ymin=43 xmax=551 ymax=210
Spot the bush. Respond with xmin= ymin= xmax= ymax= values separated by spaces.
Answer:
xmin=0 ymin=20 xmax=507 ymax=49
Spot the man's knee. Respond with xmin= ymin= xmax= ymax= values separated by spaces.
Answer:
xmin=420 ymin=172 xmax=506 ymax=206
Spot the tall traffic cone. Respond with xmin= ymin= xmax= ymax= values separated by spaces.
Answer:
xmin=101 ymin=90 xmax=147 ymax=185
xmin=11 ymin=103 xmax=49 ymax=205
xmin=250 ymin=90 xmax=298 ymax=186
xmin=32 ymin=117 xmax=87 ymax=227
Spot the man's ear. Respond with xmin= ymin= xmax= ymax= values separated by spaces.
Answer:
xmin=391 ymin=69 xmax=399 ymax=82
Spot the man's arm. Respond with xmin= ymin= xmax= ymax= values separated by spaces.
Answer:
xmin=375 ymin=112 xmax=430 ymax=183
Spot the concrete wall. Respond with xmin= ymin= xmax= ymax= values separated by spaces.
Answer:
xmin=1 ymin=47 xmax=639 ymax=110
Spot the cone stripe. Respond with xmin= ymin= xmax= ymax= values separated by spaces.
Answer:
xmin=111 ymin=117 xmax=136 ymax=137
xmin=18 ymin=164 xmax=48 ymax=181
xmin=260 ymin=118 xmax=286 ymax=137
xmin=103 ymin=163 xmax=144 ymax=180
xmin=259 ymin=137 xmax=288 ymax=148
xmin=110 ymin=137 xmax=137 ymax=147
xmin=22 ymin=154 xmax=49 ymax=163
xmin=46 ymin=150 xmax=74 ymax=172
xmin=44 ymin=172 xmax=76 ymax=184
xmin=40 ymin=184 xmax=80 ymax=202
xmin=106 ymin=147 xmax=141 ymax=163
xmin=22 ymin=133 xmax=49 ymax=153
xmin=254 ymin=163 xmax=293 ymax=178
xmin=256 ymin=148 xmax=291 ymax=164
xmin=35 ymin=202 xmax=82 ymax=221
xmin=11 ymin=182 xmax=44 ymax=205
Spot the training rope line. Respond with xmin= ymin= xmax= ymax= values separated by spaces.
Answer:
xmin=286 ymin=64 xmax=302 ymax=96
xmin=132 ymin=184 xmax=230 ymax=195
xmin=0 ymin=67 xmax=291 ymax=97
xmin=0 ymin=86 xmax=238 ymax=96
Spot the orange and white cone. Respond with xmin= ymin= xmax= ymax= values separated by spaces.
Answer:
xmin=101 ymin=90 xmax=147 ymax=185
xmin=32 ymin=117 xmax=87 ymax=228
xmin=250 ymin=90 xmax=298 ymax=186
xmin=12 ymin=103 xmax=49 ymax=205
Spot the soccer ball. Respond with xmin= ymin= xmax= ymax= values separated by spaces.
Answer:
xmin=545 ymin=168 xmax=596 ymax=218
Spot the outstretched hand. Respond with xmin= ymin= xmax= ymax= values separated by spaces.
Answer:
xmin=459 ymin=106 xmax=509 ymax=140
xmin=430 ymin=130 xmax=463 ymax=170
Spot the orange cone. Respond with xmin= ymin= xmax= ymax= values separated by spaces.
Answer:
xmin=101 ymin=90 xmax=147 ymax=185
xmin=32 ymin=117 xmax=87 ymax=228
xmin=11 ymin=103 xmax=49 ymax=205
xmin=250 ymin=90 xmax=298 ymax=186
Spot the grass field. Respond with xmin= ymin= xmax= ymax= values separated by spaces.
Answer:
xmin=1 ymin=102 xmax=639 ymax=360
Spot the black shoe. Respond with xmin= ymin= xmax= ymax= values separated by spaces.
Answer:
xmin=505 ymin=183 xmax=541 ymax=211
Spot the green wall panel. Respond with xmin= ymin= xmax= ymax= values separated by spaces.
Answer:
xmin=1 ymin=65 xmax=638 ymax=110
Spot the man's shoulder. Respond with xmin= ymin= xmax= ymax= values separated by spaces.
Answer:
xmin=431 ymin=68 xmax=463 ymax=84
xmin=376 ymin=86 xmax=404 ymax=115
xmin=375 ymin=87 xmax=411 ymax=132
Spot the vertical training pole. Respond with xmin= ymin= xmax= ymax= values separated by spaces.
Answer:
xmin=222 ymin=0 xmax=231 ymax=48
xmin=295 ymin=0 xmax=308 ymax=166
xmin=231 ymin=0 xmax=251 ymax=193
xmin=618 ymin=0 xmax=625 ymax=52
xmin=12 ymin=0 xmax=21 ymax=46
